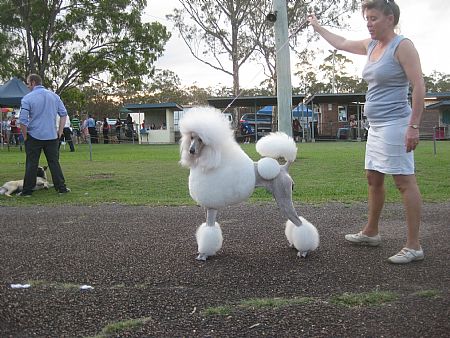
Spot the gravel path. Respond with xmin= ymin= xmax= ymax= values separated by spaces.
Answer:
xmin=1 ymin=202 xmax=449 ymax=337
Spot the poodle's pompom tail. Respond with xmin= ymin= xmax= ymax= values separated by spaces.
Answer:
xmin=196 ymin=222 xmax=223 ymax=260
xmin=256 ymin=132 xmax=297 ymax=162
xmin=285 ymin=218 xmax=319 ymax=256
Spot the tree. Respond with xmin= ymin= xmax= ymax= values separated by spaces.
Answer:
xmin=294 ymin=49 xmax=367 ymax=96
xmin=168 ymin=0 xmax=271 ymax=95
xmin=169 ymin=1 xmax=359 ymax=96
xmin=424 ymin=71 xmax=450 ymax=93
xmin=0 ymin=0 xmax=170 ymax=94
xmin=319 ymin=50 xmax=366 ymax=93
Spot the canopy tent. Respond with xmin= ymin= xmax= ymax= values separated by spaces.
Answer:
xmin=256 ymin=106 xmax=273 ymax=115
xmin=256 ymin=104 xmax=314 ymax=118
xmin=292 ymin=104 xmax=314 ymax=118
xmin=0 ymin=77 xmax=30 ymax=107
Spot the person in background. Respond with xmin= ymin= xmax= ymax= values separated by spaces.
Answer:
xmin=58 ymin=113 xmax=75 ymax=152
xmin=71 ymin=114 xmax=81 ymax=144
xmin=102 ymin=117 xmax=110 ymax=144
xmin=9 ymin=113 xmax=20 ymax=146
xmin=115 ymin=117 xmax=122 ymax=142
xmin=349 ymin=115 xmax=358 ymax=140
xmin=19 ymin=73 xmax=70 ymax=196
xmin=292 ymin=118 xmax=301 ymax=142
xmin=81 ymin=115 xmax=89 ymax=143
xmin=241 ymin=122 xmax=252 ymax=144
xmin=86 ymin=114 xmax=97 ymax=143
xmin=309 ymin=0 xmax=425 ymax=264
xmin=126 ymin=113 xmax=134 ymax=138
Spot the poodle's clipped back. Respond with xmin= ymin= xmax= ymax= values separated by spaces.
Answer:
xmin=179 ymin=107 xmax=235 ymax=170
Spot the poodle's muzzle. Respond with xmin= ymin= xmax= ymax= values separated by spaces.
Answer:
xmin=189 ymin=135 xmax=203 ymax=155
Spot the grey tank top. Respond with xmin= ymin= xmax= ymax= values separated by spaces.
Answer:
xmin=362 ymin=35 xmax=411 ymax=123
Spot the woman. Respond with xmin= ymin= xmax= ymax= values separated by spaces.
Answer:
xmin=309 ymin=0 xmax=425 ymax=264
xmin=102 ymin=117 xmax=110 ymax=144
xmin=115 ymin=117 xmax=122 ymax=142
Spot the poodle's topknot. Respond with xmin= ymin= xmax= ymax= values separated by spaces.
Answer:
xmin=179 ymin=107 xmax=234 ymax=147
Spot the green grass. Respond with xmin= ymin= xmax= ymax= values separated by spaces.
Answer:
xmin=202 ymin=305 xmax=234 ymax=316
xmin=239 ymin=297 xmax=313 ymax=309
xmin=330 ymin=290 xmax=399 ymax=307
xmin=413 ymin=289 xmax=441 ymax=298
xmin=93 ymin=317 xmax=151 ymax=337
xmin=202 ymin=297 xmax=313 ymax=316
xmin=1 ymin=140 xmax=449 ymax=206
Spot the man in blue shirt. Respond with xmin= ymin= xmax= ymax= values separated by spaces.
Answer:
xmin=19 ymin=74 xmax=70 ymax=196
xmin=86 ymin=114 xmax=98 ymax=143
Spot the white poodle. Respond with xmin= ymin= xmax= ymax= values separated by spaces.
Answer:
xmin=179 ymin=107 xmax=319 ymax=261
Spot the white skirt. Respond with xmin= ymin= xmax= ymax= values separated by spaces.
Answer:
xmin=365 ymin=116 xmax=415 ymax=175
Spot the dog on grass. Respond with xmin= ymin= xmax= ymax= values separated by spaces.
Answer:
xmin=179 ymin=107 xmax=319 ymax=261
xmin=0 ymin=166 xmax=51 ymax=197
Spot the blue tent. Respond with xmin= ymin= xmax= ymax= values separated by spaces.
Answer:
xmin=256 ymin=105 xmax=273 ymax=115
xmin=292 ymin=104 xmax=314 ymax=118
xmin=257 ymin=105 xmax=315 ymax=118
xmin=0 ymin=78 xmax=30 ymax=107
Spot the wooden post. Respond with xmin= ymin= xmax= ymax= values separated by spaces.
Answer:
xmin=273 ymin=0 xmax=292 ymax=136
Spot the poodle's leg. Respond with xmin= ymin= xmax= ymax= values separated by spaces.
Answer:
xmin=196 ymin=208 xmax=223 ymax=261
xmin=271 ymin=170 xmax=319 ymax=258
xmin=270 ymin=170 xmax=303 ymax=227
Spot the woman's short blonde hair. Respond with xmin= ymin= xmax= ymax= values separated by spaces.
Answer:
xmin=362 ymin=0 xmax=400 ymax=26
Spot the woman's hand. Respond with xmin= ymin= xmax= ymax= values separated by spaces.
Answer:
xmin=308 ymin=13 xmax=320 ymax=31
xmin=405 ymin=127 xmax=420 ymax=152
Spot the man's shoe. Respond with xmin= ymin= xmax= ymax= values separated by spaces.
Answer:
xmin=388 ymin=247 xmax=424 ymax=264
xmin=58 ymin=187 xmax=71 ymax=194
xmin=345 ymin=231 xmax=381 ymax=246
xmin=17 ymin=192 xmax=32 ymax=197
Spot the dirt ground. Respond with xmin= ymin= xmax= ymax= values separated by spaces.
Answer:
xmin=0 ymin=202 xmax=449 ymax=337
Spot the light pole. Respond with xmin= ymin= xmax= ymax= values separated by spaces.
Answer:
xmin=272 ymin=0 xmax=292 ymax=136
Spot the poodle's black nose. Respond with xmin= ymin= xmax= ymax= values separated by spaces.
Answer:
xmin=189 ymin=147 xmax=195 ymax=154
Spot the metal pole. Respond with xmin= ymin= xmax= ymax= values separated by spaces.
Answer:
xmin=331 ymin=49 xmax=337 ymax=93
xmin=311 ymin=100 xmax=315 ymax=142
xmin=357 ymin=101 xmax=361 ymax=141
xmin=88 ymin=134 xmax=92 ymax=161
xmin=0 ymin=113 xmax=3 ymax=150
xmin=433 ymin=126 xmax=437 ymax=156
xmin=273 ymin=0 xmax=292 ymax=136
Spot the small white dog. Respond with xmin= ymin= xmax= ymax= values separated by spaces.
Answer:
xmin=0 ymin=166 xmax=51 ymax=197
xmin=179 ymin=107 xmax=319 ymax=261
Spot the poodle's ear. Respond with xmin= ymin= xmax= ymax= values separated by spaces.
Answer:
xmin=179 ymin=134 xmax=194 ymax=168
xmin=197 ymin=145 xmax=221 ymax=171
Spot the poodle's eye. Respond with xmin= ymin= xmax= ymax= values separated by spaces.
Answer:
xmin=198 ymin=138 xmax=203 ymax=143
xmin=191 ymin=136 xmax=194 ymax=140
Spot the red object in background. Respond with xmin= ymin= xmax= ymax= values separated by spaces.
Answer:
xmin=434 ymin=127 xmax=445 ymax=140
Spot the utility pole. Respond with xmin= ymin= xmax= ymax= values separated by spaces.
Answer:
xmin=273 ymin=0 xmax=292 ymax=136
xmin=331 ymin=49 xmax=337 ymax=93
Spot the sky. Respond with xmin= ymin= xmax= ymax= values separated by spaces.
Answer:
xmin=145 ymin=0 xmax=450 ymax=89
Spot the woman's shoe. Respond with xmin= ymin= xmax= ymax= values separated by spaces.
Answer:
xmin=388 ymin=247 xmax=424 ymax=264
xmin=345 ymin=231 xmax=381 ymax=246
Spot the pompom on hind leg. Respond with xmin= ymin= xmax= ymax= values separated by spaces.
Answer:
xmin=285 ymin=217 xmax=319 ymax=258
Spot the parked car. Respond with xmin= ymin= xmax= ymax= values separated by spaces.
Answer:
xmin=239 ymin=113 xmax=272 ymax=135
